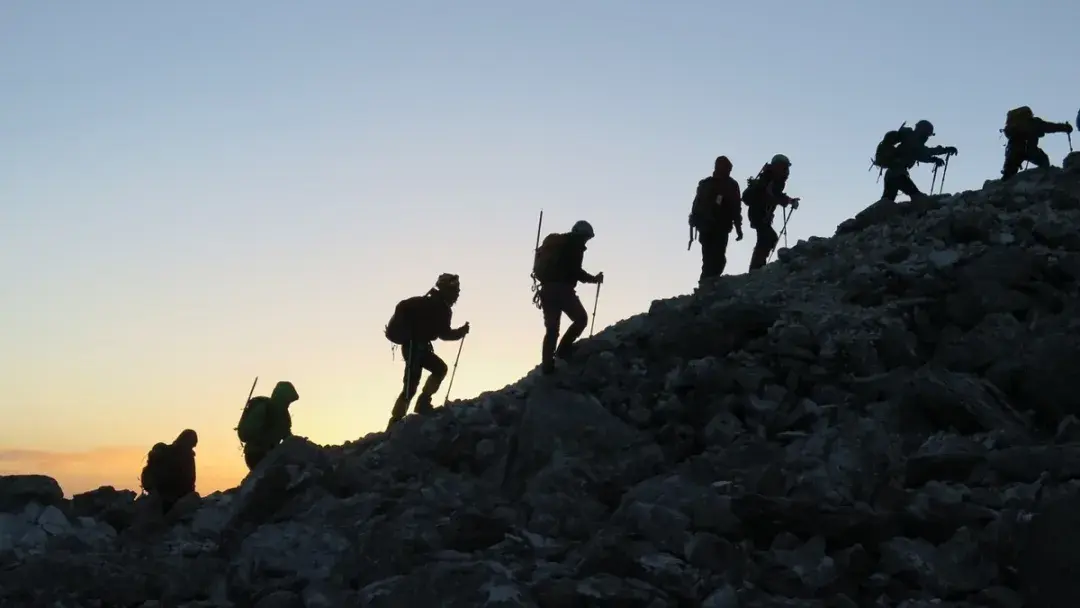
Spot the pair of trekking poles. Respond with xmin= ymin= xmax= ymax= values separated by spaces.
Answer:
xmin=530 ymin=210 xmax=602 ymax=338
xmin=765 ymin=205 xmax=796 ymax=264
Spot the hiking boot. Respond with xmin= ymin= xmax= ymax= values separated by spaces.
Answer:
xmin=414 ymin=393 xmax=434 ymax=415
xmin=390 ymin=394 xmax=410 ymax=421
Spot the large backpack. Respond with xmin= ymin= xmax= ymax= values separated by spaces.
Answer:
xmin=1004 ymin=106 xmax=1034 ymax=138
xmin=532 ymin=232 xmax=569 ymax=283
xmin=689 ymin=178 xmax=715 ymax=231
xmin=872 ymin=124 xmax=910 ymax=169
xmin=236 ymin=396 xmax=272 ymax=444
xmin=139 ymin=442 xmax=173 ymax=494
xmin=384 ymin=295 xmax=433 ymax=345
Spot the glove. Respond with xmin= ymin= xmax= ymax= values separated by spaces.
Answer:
xmin=594 ymin=272 xmax=604 ymax=285
xmin=735 ymin=226 xmax=744 ymax=241
xmin=943 ymin=146 xmax=958 ymax=155
xmin=789 ymin=197 xmax=800 ymax=210
xmin=461 ymin=322 xmax=471 ymax=336
xmin=1065 ymin=123 xmax=1074 ymax=134
xmin=932 ymin=157 xmax=946 ymax=167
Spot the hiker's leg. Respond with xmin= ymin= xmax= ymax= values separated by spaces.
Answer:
xmin=699 ymin=231 xmax=730 ymax=284
xmin=881 ymin=169 xmax=902 ymax=202
xmin=897 ymin=173 xmax=924 ymax=200
xmin=1028 ymin=146 xmax=1051 ymax=169
xmin=555 ymin=288 xmax=588 ymax=359
xmin=540 ymin=286 xmax=563 ymax=373
xmin=1002 ymin=144 xmax=1024 ymax=180
xmin=392 ymin=342 xmax=423 ymax=422
xmin=415 ymin=345 xmax=447 ymax=413
xmin=749 ymin=225 xmax=777 ymax=271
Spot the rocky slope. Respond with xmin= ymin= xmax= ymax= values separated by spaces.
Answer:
xmin=5 ymin=156 xmax=1080 ymax=607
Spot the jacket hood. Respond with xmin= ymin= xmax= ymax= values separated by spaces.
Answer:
xmin=271 ymin=381 xmax=299 ymax=405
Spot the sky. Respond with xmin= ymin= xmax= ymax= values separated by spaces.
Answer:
xmin=3 ymin=1 xmax=1078 ymax=496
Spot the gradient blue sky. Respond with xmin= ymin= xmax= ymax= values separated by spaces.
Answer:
xmin=3 ymin=1 xmax=1078 ymax=494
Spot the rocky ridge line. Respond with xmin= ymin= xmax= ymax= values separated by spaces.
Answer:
xmin=4 ymin=155 xmax=1080 ymax=607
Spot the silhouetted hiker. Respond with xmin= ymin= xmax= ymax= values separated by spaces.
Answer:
xmin=689 ymin=155 xmax=744 ymax=284
xmin=139 ymin=429 xmax=197 ymax=514
xmin=744 ymin=154 xmax=799 ymax=271
xmin=236 ymin=380 xmax=298 ymax=471
xmin=872 ymin=119 xmax=957 ymax=202
xmin=384 ymin=273 xmax=470 ymax=428
xmin=532 ymin=220 xmax=604 ymax=375
xmin=1000 ymin=106 xmax=1073 ymax=180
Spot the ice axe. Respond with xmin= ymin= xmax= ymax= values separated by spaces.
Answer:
xmin=443 ymin=335 xmax=466 ymax=406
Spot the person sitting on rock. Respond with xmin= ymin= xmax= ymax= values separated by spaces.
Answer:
xmin=384 ymin=273 xmax=470 ymax=428
xmin=1001 ymin=106 xmax=1073 ymax=181
xmin=743 ymin=154 xmax=800 ymax=272
xmin=236 ymin=380 xmax=299 ymax=471
xmin=139 ymin=429 xmax=197 ymax=514
xmin=532 ymin=220 xmax=604 ymax=375
xmin=689 ymin=155 xmax=744 ymax=285
xmin=876 ymin=119 xmax=957 ymax=202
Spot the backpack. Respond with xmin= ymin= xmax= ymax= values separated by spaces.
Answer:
xmin=1004 ymin=106 xmax=1034 ymax=137
xmin=384 ymin=295 xmax=432 ymax=345
xmin=139 ymin=442 xmax=173 ymax=494
xmin=743 ymin=164 xmax=770 ymax=208
xmin=532 ymin=232 xmax=569 ymax=283
xmin=872 ymin=125 xmax=910 ymax=169
xmin=236 ymin=396 xmax=272 ymax=444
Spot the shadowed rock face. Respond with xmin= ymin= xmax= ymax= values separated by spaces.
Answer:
xmin=5 ymin=157 xmax=1080 ymax=606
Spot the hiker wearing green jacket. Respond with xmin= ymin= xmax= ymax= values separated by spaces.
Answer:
xmin=236 ymin=381 xmax=299 ymax=471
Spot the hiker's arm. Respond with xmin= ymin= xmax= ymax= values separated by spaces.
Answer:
xmin=723 ymin=181 xmax=743 ymax=232
xmin=441 ymin=325 xmax=468 ymax=340
xmin=1042 ymin=119 xmax=1072 ymax=134
xmin=917 ymin=145 xmax=946 ymax=162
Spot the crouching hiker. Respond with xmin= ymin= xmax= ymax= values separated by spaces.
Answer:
xmin=384 ymin=273 xmax=470 ymax=428
xmin=532 ymin=220 xmax=604 ymax=375
xmin=1000 ymin=105 xmax=1073 ymax=180
xmin=743 ymin=154 xmax=800 ymax=271
xmin=139 ymin=429 xmax=198 ymax=514
xmin=236 ymin=381 xmax=298 ymax=471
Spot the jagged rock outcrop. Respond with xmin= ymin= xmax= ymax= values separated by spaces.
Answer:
xmin=5 ymin=157 xmax=1080 ymax=607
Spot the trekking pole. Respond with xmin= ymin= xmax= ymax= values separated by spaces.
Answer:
xmin=937 ymin=155 xmax=951 ymax=195
xmin=687 ymin=225 xmax=695 ymax=251
xmin=246 ymin=376 xmax=258 ymax=404
xmin=782 ymin=207 xmax=790 ymax=248
xmin=1068 ymin=131 xmax=1074 ymax=152
xmin=443 ymin=335 xmax=466 ymax=406
xmin=589 ymin=282 xmax=601 ymax=337
xmin=930 ymin=164 xmax=939 ymax=195
xmin=530 ymin=210 xmax=543 ymax=309
xmin=767 ymin=207 xmax=794 ymax=264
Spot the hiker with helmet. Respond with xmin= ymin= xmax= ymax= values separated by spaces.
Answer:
xmin=236 ymin=380 xmax=298 ymax=471
xmin=532 ymin=220 xmax=604 ymax=375
xmin=688 ymin=155 xmax=744 ymax=284
xmin=743 ymin=154 xmax=799 ymax=271
xmin=139 ymin=429 xmax=198 ymax=514
xmin=1000 ymin=106 xmax=1073 ymax=181
xmin=384 ymin=273 xmax=470 ymax=428
xmin=872 ymin=119 xmax=957 ymax=202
